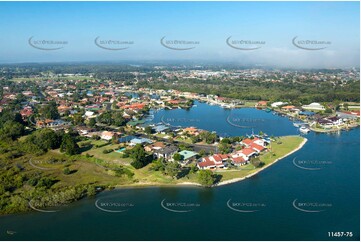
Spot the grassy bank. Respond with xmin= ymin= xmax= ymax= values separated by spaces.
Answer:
xmin=0 ymin=136 xmax=306 ymax=215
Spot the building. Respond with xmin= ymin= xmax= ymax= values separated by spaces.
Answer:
xmin=231 ymin=156 xmax=248 ymax=166
xmin=183 ymin=127 xmax=200 ymax=136
xmin=197 ymin=154 xmax=228 ymax=170
xmin=101 ymin=131 xmax=115 ymax=141
xmin=281 ymin=105 xmax=296 ymax=111
xmin=178 ymin=150 xmax=198 ymax=164
xmin=130 ymin=137 xmax=153 ymax=145
xmin=271 ymin=101 xmax=287 ymax=108
xmin=153 ymin=145 xmax=178 ymax=161
xmin=153 ymin=125 xmax=170 ymax=133
xmin=256 ymin=101 xmax=268 ymax=107
xmin=302 ymin=102 xmax=325 ymax=111
xmin=144 ymin=142 xmax=166 ymax=152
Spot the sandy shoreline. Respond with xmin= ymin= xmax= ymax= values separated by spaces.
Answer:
xmin=115 ymin=137 xmax=308 ymax=189
xmin=215 ymin=137 xmax=308 ymax=186
xmin=116 ymin=181 xmax=203 ymax=188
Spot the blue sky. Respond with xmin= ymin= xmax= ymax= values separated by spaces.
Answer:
xmin=0 ymin=1 xmax=359 ymax=68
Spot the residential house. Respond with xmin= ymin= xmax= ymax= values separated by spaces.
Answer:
xmin=197 ymin=154 xmax=227 ymax=170
xmin=101 ymin=131 xmax=115 ymax=141
xmin=281 ymin=105 xmax=296 ymax=112
xmin=302 ymin=102 xmax=325 ymax=111
xmin=178 ymin=150 xmax=198 ymax=164
xmin=129 ymin=137 xmax=153 ymax=145
xmin=153 ymin=145 xmax=178 ymax=161
xmin=144 ymin=142 xmax=166 ymax=152
xmin=231 ymin=156 xmax=248 ymax=166
xmin=153 ymin=124 xmax=170 ymax=133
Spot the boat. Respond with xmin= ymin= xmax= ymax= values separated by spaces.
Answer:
xmin=293 ymin=122 xmax=307 ymax=127
xmin=265 ymin=108 xmax=272 ymax=112
xmin=7 ymin=231 xmax=16 ymax=235
xmin=299 ymin=126 xmax=310 ymax=134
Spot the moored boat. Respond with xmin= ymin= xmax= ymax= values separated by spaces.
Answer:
xmin=299 ymin=126 xmax=310 ymax=134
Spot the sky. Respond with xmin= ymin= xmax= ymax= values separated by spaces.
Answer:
xmin=0 ymin=1 xmax=359 ymax=68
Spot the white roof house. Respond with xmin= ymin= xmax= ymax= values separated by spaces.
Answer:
xmin=302 ymin=103 xmax=325 ymax=110
xmin=84 ymin=111 xmax=95 ymax=117
xmin=271 ymin=101 xmax=287 ymax=107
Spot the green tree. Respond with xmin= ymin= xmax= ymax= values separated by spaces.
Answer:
xmin=343 ymin=103 xmax=349 ymax=111
xmin=164 ymin=161 xmax=181 ymax=178
xmin=324 ymin=108 xmax=333 ymax=114
xmin=145 ymin=126 xmax=153 ymax=135
xmin=0 ymin=121 xmax=24 ymax=140
xmin=88 ymin=118 xmax=96 ymax=127
xmin=173 ymin=153 xmax=182 ymax=161
xmin=41 ymin=101 xmax=60 ymax=119
xmin=25 ymin=128 xmax=62 ymax=152
xmin=63 ymin=167 xmax=71 ymax=175
xmin=60 ymin=134 xmax=79 ymax=155
xmin=72 ymin=114 xmax=84 ymax=125
xmin=130 ymin=144 xmax=148 ymax=169
xmin=197 ymin=170 xmax=216 ymax=187
xmin=198 ymin=149 xmax=206 ymax=157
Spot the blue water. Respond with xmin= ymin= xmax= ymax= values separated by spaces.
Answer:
xmin=0 ymin=102 xmax=359 ymax=241
xmin=115 ymin=148 xmax=126 ymax=153
xmin=153 ymin=101 xmax=298 ymax=137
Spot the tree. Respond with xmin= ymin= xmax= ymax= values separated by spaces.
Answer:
xmin=251 ymin=157 xmax=264 ymax=168
xmin=25 ymin=128 xmax=62 ymax=151
xmin=190 ymin=135 xmax=199 ymax=143
xmin=164 ymin=161 xmax=180 ymax=178
xmin=97 ymin=111 xmax=125 ymax=126
xmin=88 ymin=118 xmax=96 ymax=127
xmin=343 ymin=103 xmax=349 ymax=111
xmin=197 ymin=170 xmax=216 ymax=187
xmin=97 ymin=111 xmax=112 ymax=125
xmin=60 ymin=134 xmax=79 ymax=155
xmin=218 ymin=143 xmax=231 ymax=154
xmin=220 ymin=138 xmax=231 ymax=144
xmin=173 ymin=153 xmax=182 ymax=161
xmin=41 ymin=101 xmax=60 ymax=119
xmin=190 ymin=164 xmax=198 ymax=174
xmin=63 ymin=167 xmax=71 ymax=175
xmin=131 ymin=160 xmax=143 ymax=169
xmin=0 ymin=121 xmax=24 ymax=140
xmin=112 ymin=112 xmax=126 ymax=126
xmin=130 ymin=144 xmax=148 ymax=169
xmin=145 ymin=126 xmax=153 ymax=135
xmin=111 ymin=135 xmax=119 ymax=144
xmin=324 ymin=108 xmax=333 ymax=114
xmin=198 ymin=149 xmax=206 ymax=157
xmin=199 ymin=131 xmax=218 ymax=144
xmin=72 ymin=114 xmax=84 ymax=125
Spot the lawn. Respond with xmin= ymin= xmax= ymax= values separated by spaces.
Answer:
xmin=175 ymin=137 xmax=193 ymax=143
xmin=79 ymin=142 xmax=132 ymax=166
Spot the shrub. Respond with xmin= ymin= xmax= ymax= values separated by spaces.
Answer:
xmin=63 ymin=167 xmax=71 ymax=175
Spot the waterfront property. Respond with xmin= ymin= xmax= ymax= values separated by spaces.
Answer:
xmin=153 ymin=145 xmax=178 ymax=160
xmin=197 ymin=136 xmax=269 ymax=169
xmin=178 ymin=150 xmax=198 ymax=164
xmin=302 ymin=102 xmax=325 ymax=111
